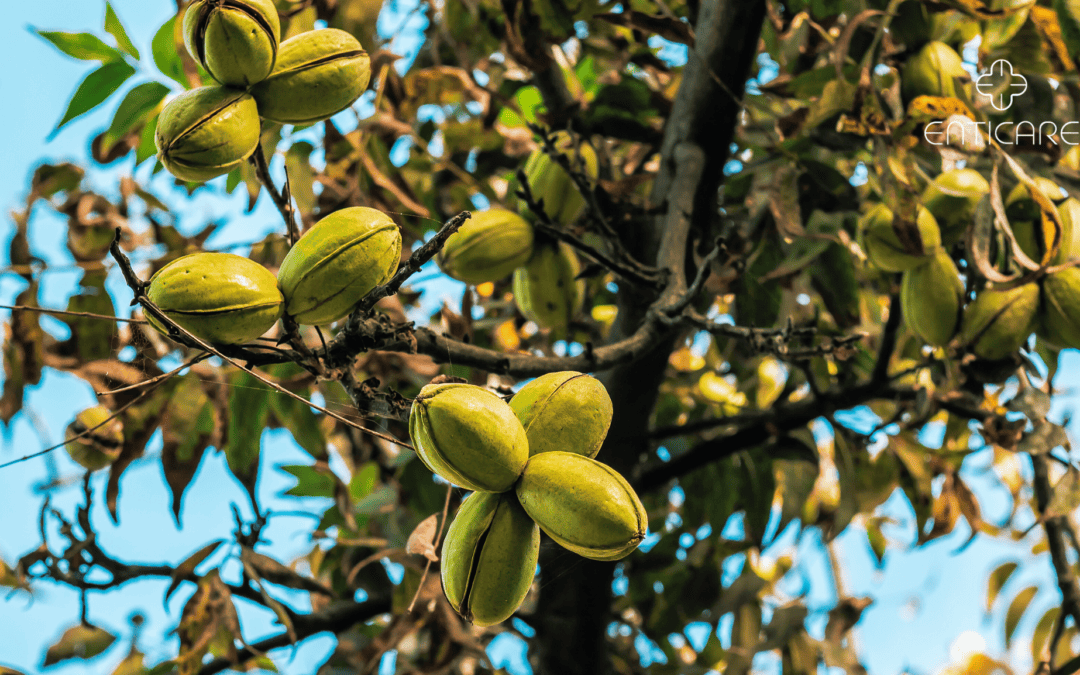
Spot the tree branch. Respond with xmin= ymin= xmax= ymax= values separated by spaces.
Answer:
xmin=515 ymin=167 xmax=663 ymax=289
xmin=250 ymin=141 xmax=301 ymax=246
xmin=196 ymin=597 xmax=393 ymax=675
xmin=635 ymin=381 xmax=918 ymax=492
xmin=871 ymin=293 xmax=902 ymax=385
xmin=1032 ymin=453 xmax=1080 ymax=660
xmin=533 ymin=2 xmax=769 ymax=673
xmin=108 ymin=232 xmax=412 ymax=450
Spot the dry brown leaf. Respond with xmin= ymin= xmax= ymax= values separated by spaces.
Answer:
xmin=406 ymin=513 xmax=441 ymax=563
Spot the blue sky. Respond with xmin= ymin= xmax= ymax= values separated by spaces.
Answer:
xmin=0 ymin=2 xmax=1075 ymax=674
xmin=0 ymin=2 xmax=434 ymax=673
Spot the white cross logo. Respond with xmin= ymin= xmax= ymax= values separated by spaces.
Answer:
xmin=975 ymin=59 xmax=1028 ymax=111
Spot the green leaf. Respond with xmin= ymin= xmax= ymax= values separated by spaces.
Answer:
xmin=152 ymin=16 xmax=187 ymax=88
xmin=109 ymin=648 xmax=145 ymax=675
xmin=986 ymin=561 xmax=1019 ymax=612
xmin=810 ymin=238 xmax=861 ymax=329
xmin=500 ymin=86 xmax=543 ymax=127
xmin=737 ymin=449 xmax=777 ymax=546
xmin=865 ymin=517 xmax=887 ymax=567
xmin=1058 ymin=0 xmax=1080 ymax=61
xmin=223 ymin=370 xmax=271 ymax=494
xmin=281 ymin=464 xmax=336 ymax=498
xmin=225 ymin=167 xmax=243 ymax=195
xmin=42 ymin=624 xmax=117 ymax=667
xmin=285 ymin=141 xmax=316 ymax=219
xmin=586 ymin=79 xmax=656 ymax=126
xmin=0 ymin=556 xmax=29 ymax=591
xmin=1045 ymin=467 xmax=1080 ymax=518
xmin=161 ymin=377 xmax=217 ymax=522
xmin=349 ymin=462 xmax=379 ymax=503
xmin=102 ymin=81 xmax=169 ymax=151
xmin=52 ymin=61 xmax=136 ymax=135
xmin=810 ymin=0 xmax=844 ymax=18
xmin=266 ymin=363 xmax=326 ymax=459
xmin=734 ymin=226 xmax=784 ymax=328
xmin=35 ymin=30 xmax=123 ymax=62
xmin=1032 ymin=606 xmax=1062 ymax=668
xmin=104 ymin=3 xmax=140 ymax=60
xmin=354 ymin=485 xmax=397 ymax=516
xmin=62 ymin=271 xmax=116 ymax=360
xmin=575 ymin=56 xmax=599 ymax=97
xmin=135 ymin=114 xmax=160 ymax=166
xmin=165 ymin=540 xmax=225 ymax=602
xmin=30 ymin=163 xmax=84 ymax=199
xmin=1005 ymin=585 xmax=1039 ymax=648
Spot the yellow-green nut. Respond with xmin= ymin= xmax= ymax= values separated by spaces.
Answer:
xmin=513 ymin=242 xmax=585 ymax=337
xmin=250 ymin=28 xmax=371 ymax=125
xmin=921 ymin=169 xmax=989 ymax=246
xmin=900 ymin=249 xmax=964 ymax=347
xmin=155 ymin=86 xmax=260 ymax=183
xmin=1057 ymin=198 xmax=1080 ymax=263
xmin=183 ymin=0 xmax=281 ymax=87
xmin=436 ymin=208 xmax=535 ymax=285
xmin=441 ymin=492 xmax=539 ymax=627
xmin=1006 ymin=178 xmax=1068 ymax=264
xmin=1040 ymin=268 xmax=1080 ymax=349
xmin=65 ymin=406 xmax=123 ymax=472
xmin=516 ymin=451 xmax=647 ymax=561
xmin=147 ymin=252 xmax=284 ymax=344
xmin=857 ymin=203 xmax=942 ymax=272
xmin=959 ymin=283 xmax=1039 ymax=360
xmin=901 ymin=41 xmax=968 ymax=102
xmin=277 ymin=207 xmax=401 ymax=325
xmin=408 ymin=383 xmax=529 ymax=493
xmin=523 ymin=131 xmax=600 ymax=225
xmin=1062 ymin=145 xmax=1080 ymax=173
xmin=509 ymin=371 xmax=613 ymax=458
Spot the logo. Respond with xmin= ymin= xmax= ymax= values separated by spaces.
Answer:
xmin=975 ymin=59 xmax=1027 ymax=111
xmin=924 ymin=59 xmax=1079 ymax=149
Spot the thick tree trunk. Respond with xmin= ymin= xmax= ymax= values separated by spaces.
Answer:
xmin=532 ymin=1 xmax=767 ymax=673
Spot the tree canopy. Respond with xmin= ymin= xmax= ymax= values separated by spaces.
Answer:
xmin=6 ymin=0 xmax=1080 ymax=674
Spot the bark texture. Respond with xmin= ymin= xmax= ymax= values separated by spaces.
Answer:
xmin=532 ymin=2 xmax=768 ymax=672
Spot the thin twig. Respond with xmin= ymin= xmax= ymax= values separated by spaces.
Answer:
xmin=346 ymin=548 xmax=406 ymax=587
xmin=96 ymin=353 xmax=211 ymax=395
xmin=327 ymin=212 xmax=472 ymax=365
xmin=353 ymin=211 xmax=472 ymax=316
xmin=107 ymin=232 xmax=414 ymax=451
xmin=0 ymin=383 xmax=164 ymax=470
xmin=1032 ymin=453 xmax=1080 ymax=639
xmin=657 ymin=239 xmax=724 ymax=320
xmin=684 ymin=312 xmax=865 ymax=360
xmin=250 ymin=142 xmax=301 ymax=245
xmin=871 ymin=294 xmax=902 ymax=385
xmin=529 ymin=124 xmax=630 ymax=258
xmin=196 ymin=596 xmax=392 ymax=675
xmin=516 ymin=169 xmax=663 ymax=289
xmin=0 ymin=304 xmax=148 ymax=324
xmin=407 ymin=484 xmax=453 ymax=612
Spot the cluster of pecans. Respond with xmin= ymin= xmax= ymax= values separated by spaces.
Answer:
xmin=859 ymin=170 xmax=1080 ymax=360
xmin=64 ymin=4 xmax=391 ymax=471
xmin=436 ymin=131 xmax=600 ymax=337
xmin=142 ymin=2 xmax=399 ymax=346
xmin=65 ymin=206 xmax=402 ymax=470
xmin=409 ymin=372 xmax=647 ymax=626
xmin=146 ymin=206 xmax=401 ymax=344
xmin=155 ymin=0 xmax=371 ymax=182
